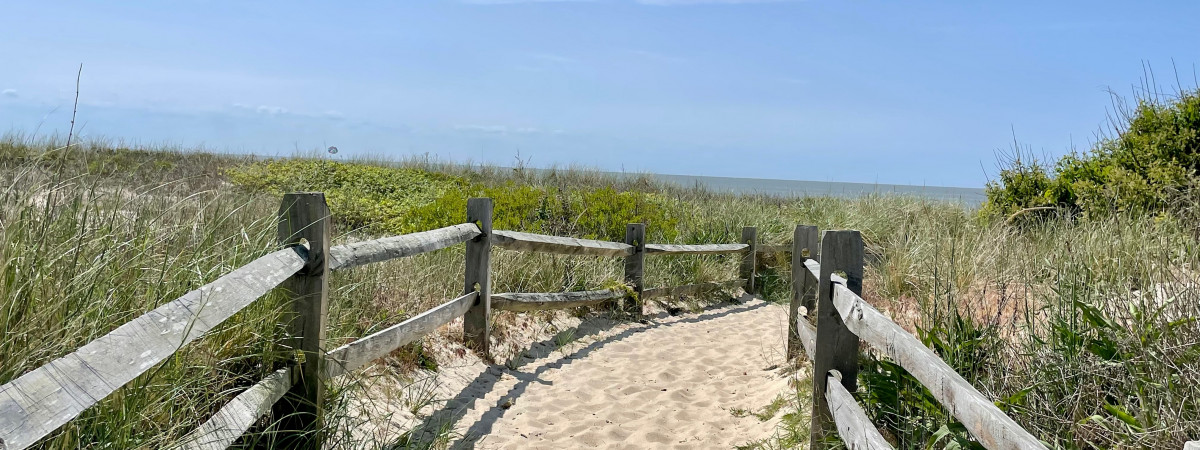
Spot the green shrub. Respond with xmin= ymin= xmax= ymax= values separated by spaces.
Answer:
xmin=399 ymin=183 xmax=681 ymax=242
xmin=983 ymin=89 xmax=1200 ymax=219
xmin=227 ymin=159 xmax=467 ymax=233
xmin=228 ymin=159 xmax=681 ymax=241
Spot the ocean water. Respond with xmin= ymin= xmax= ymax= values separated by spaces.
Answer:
xmin=487 ymin=166 xmax=986 ymax=207
xmin=643 ymin=173 xmax=987 ymax=207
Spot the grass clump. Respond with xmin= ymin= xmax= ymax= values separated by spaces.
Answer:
xmin=983 ymin=87 xmax=1200 ymax=219
xmin=7 ymin=118 xmax=1200 ymax=448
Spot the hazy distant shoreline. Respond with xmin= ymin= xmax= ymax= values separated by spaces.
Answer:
xmin=573 ymin=169 xmax=987 ymax=206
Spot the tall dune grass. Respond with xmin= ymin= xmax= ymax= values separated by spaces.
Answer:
xmin=2 ymin=134 xmax=1197 ymax=448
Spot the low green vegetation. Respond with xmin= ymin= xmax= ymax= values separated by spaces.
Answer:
xmin=983 ymin=88 xmax=1200 ymax=219
xmin=4 ymin=102 xmax=1200 ymax=449
xmin=229 ymin=158 xmax=681 ymax=241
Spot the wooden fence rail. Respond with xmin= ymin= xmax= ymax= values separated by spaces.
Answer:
xmin=0 ymin=247 xmax=307 ymax=450
xmin=0 ymin=191 xmax=1056 ymax=450
xmin=0 ymin=193 xmax=766 ymax=450
xmin=788 ymin=227 xmax=1047 ymax=450
xmin=328 ymin=223 xmax=481 ymax=270
xmin=491 ymin=289 xmax=626 ymax=312
xmin=644 ymin=243 xmax=748 ymax=255
xmin=177 ymin=368 xmax=293 ymax=450
xmin=492 ymin=229 xmax=634 ymax=257
xmin=324 ymin=292 xmax=478 ymax=379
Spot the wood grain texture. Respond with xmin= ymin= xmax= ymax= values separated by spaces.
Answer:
xmin=176 ymin=368 xmax=292 ymax=450
xmin=623 ymin=223 xmax=646 ymax=316
xmin=492 ymin=230 xmax=633 ymax=257
xmin=643 ymin=243 xmax=748 ymax=255
xmin=811 ymin=230 xmax=864 ymax=449
xmin=804 ymin=259 xmax=846 ymax=285
xmin=791 ymin=297 xmax=895 ymax=450
xmin=788 ymin=225 xmax=819 ymax=360
xmin=739 ymin=227 xmax=758 ymax=294
xmin=825 ymin=370 xmax=894 ymax=450
xmin=273 ymin=192 xmax=330 ymax=447
xmin=796 ymin=316 xmax=817 ymax=359
xmin=830 ymin=283 xmax=1045 ymax=450
xmin=328 ymin=224 xmax=480 ymax=271
xmin=491 ymin=290 xmax=625 ymax=312
xmin=463 ymin=199 xmax=493 ymax=357
xmin=0 ymin=248 xmax=305 ymax=450
xmin=325 ymin=292 xmax=477 ymax=378
xmin=642 ymin=279 xmax=746 ymax=299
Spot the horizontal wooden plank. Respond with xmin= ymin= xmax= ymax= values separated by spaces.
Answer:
xmin=328 ymin=223 xmax=480 ymax=271
xmin=825 ymin=370 xmax=894 ymax=449
xmin=0 ymin=247 xmax=306 ymax=450
xmin=491 ymin=230 xmax=633 ymax=257
xmin=176 ymin=367 xmax=293 ymax=450
xmin=804 ymin=259 xmax=847 ymax=285
xmin=799 ymin=292 xmax=891 ymax=449
xmin=830 ymin=283 xmax=1045 ymax=450
xmin=1 ymin=251 xmax=305 ymax=448
xmin=642 ymin=279 xmax=746 ymax=300
xmin=796 ymin=316 xmax=817 ymax=358
xmin=644 ymin=243 xmax=749 ymax=255
xmin=756 ymin=244 xmax=792 ymax=254
xmin=324 ymin=292 xmax=477 ymax=379
xmin=491 ymin=289 xmax=625 ymax=312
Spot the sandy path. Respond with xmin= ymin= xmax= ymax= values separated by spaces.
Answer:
xmin=406 ymin=297 xmax=796 ymax=449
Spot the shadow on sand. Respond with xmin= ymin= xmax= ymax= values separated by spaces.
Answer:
xmin=396 ymin=295 xmax=770 ymax=449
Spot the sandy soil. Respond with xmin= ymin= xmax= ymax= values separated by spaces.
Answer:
xmin=337 ymin=296 xmax=798 ymax=449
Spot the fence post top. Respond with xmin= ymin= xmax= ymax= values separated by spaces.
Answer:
xmin=280 ymin=192 xmax=328 ymax=202
xmin=820 ymin=229 xmax=860 ymax=236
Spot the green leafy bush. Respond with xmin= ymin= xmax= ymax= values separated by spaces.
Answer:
xmin=227 ymin=159 xmax=467 ymax=232
xmin=983 ymin=89 xmax=1200 ymax=219
xmin=228 ymin=159 xmax=681 ymax=241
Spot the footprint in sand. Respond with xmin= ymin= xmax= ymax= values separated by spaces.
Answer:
xmin=443 ymin=299 xmax=793 ymax=449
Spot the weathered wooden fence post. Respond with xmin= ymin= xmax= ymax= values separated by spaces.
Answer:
xmin=464 ymin=198 xmax=493 ymax=359
xmin=740 ymin=227 xmax=758 ymax=295
xmin=274 ymin=192 xmax=331 ymax=448
xmin=811 ymin=230 xmax=864 ymax=449
xmin=622 ymin=223 xmax=646 ymax=316
xmin=787 ymin=224 xmax=819 ymax=360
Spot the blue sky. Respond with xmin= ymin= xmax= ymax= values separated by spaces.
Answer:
xmin=2 ymin=1 xmax=1198 ymax=187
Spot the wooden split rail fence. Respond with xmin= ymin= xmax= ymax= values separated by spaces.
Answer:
xmin=0 ymin=193 xmax=761 ymax=450
xmin=0 ymin=192 xmax=1069 ymax=449
xmin=784 ymin=227 xmax=1047 ymax=449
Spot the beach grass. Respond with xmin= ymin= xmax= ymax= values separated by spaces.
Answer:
xmin=2 ymin=133 xmax=1198 ymax=448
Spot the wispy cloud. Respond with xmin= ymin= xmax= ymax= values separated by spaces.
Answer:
xmin=231 ymin=103 xmax=289 ymax=115
xmin=231 ymin=103 xmax=350 ymax=121
xmin=454 ymin=124 xmax=563 ymax=135
xmin=528 ymin=53 xmax=578 ymax=64
xmin=513 ymin=52 xmax=581 ymax=72
xmin=626 ymin=49 xmax=686 ymax=63
xmin=462 ymin=0 xmax=795 ymax=4
xmin=637 ymin=0 xmax=798 ymax=4
xmin=460 ymin=0 xmax=596 ymax=4
xmin=1 ymin=89 xmax=16 ymax=98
